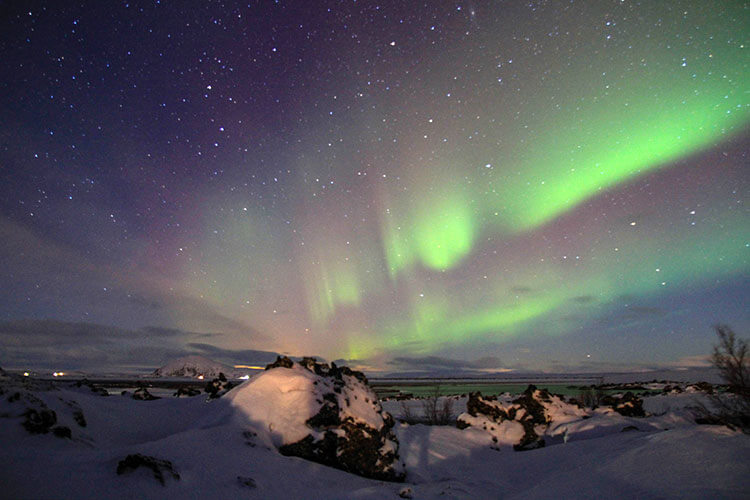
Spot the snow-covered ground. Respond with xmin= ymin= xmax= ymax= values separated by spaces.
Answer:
xmin=1 ymin=375 xmax=748 ymax=499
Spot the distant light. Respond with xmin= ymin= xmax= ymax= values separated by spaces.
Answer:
xmin=197 ymin=375 xmax=204 ymax=380
xmin=53 ymin=372 xmax=64 ymax=377
xmin=239 ymin=375 xmax=250 ymax=380
xmin=23 ymin=372 xmax=29 ymax=377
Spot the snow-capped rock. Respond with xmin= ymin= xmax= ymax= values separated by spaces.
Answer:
xmin=132 ymin=387 xmax=159 ymax=401
xmin=457 ymin=385 xmax=587 ymax=450
xmin=173 ymin=386 xmax=201 ymax=398
xmin=0 ymin=384 xmax=82 ymax=440
xmin=600 ymin=392 xmax=646 ymax=417
xmin=204 ymin=372 xmax=237 ymax=399
xmin=228 ymin=356 xmax=406 ymax=481
xmin=152 ymin=355 xmax=237 ymax=379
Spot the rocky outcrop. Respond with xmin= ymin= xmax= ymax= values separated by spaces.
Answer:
xmin=116 ymin=454 xmax=180 ymax=485
xmin=229 ymin=356 xmax=405 ymax=481
xmin=132 ymin=387 xmax=159 ymax=401
xmin=173 ymin=386 xmax=201 ymax=397
xmin=686 ymin=382 xmax=714 ymax=394
xmin=22 ymin=407 xmax=58 ymax=434
xmin=2 ymin=384 xmax=78 ymax=439
xmin=457 ymin=385 xmax=586 ymax=451
xmin=601 ymin=392 xmax=645 ymax=417
xmin=204 ymin=373 xmax=236 ymax=399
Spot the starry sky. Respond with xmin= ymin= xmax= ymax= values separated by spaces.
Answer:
xmin=0 ymin=1 xmax=748 ymax=373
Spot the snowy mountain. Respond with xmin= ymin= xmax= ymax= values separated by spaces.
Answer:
xmin=152 ymin=355 xmax=238 ymax=379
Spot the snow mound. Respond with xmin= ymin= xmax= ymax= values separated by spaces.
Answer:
xmin=457 ymin=385 xmax=587 ymax=450
xmin=152 ymin=355 xmax=236 ymax=379
xmin=0 ymin=382 xmax=86 ymax=440
xmin=228 ymin=356 xmax=405 ymax=481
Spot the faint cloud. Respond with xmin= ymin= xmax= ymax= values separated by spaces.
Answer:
xmin=0 ymin=319 xmax=237 ymax=372
xmin=667 ymin=354 xmax=711 ymax=368
xmin=185 ymin=342 xmax=283 ymax=366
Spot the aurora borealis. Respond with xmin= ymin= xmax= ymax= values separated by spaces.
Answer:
xmin=0 ymin=1 xmax=747 ymax=372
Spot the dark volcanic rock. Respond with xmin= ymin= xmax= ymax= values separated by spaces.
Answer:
xmin=174 ymin=386 xmax=201 ymax=398
xmin=465 ymin=392 xmax=505 ymax=421
xmin=205 ymin=372 xmax=237 ymax=399
xmin=601 ymin=392 xmax=645 ymax=417
xmin=237 ymin=476 xmax=256 ymax=488
xmin=132 ymin=387 xmax=159 ymax=401
xmin=22 ymin=408 xmax=58 ymax=434
xmin=72 ymin=409 xmax=86 ymax=427
xmin=241 ymin=357 xmax=405 ymax=481
xmin=11 ymin=390 xmax=81 ymax=439
xmin=265 ymin=355 xmax=295 ymax=370
xmin=52 ymin=425 xmax=72 ymax=438
xmin=458 ymin=385 xmax=585 ymax=451
xmin=510 ymin=386 xmax=549 ymax=450
xmin=116 ymin=454 xmax=180 ymax=485
xmin=399 ymin=487 xmax=414 ymax=498
xmin=687 ymin=382 xmax=714 ymax=394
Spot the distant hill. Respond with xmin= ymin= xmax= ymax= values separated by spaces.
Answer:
xmin=152 ymin=355 xmax=238 ymax=379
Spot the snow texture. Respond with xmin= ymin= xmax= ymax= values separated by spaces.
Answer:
xmin=1 ymin=373 xmax=748 ymax=499
xmin=228 ymin=357 xmax=404 ymax=481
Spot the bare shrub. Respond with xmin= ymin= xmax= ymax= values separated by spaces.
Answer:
xmin=420 ymin=384 xmax=456 ymax=425
xmin=576 ymin=387 xmax=606 ymax=408
xmin=712 ymin=325 xmax=749 ymax=400
xmin=438 ymin=395 xmax=455 ymax=424
xmin=398 ymin=400 xmax=415 ymax=422
xmin=693 ymin=325 xmax=749 ymax=432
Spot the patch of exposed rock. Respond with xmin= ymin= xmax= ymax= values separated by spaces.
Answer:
xmin=601 ymin=392 xmax=646 ymax=417
xmin=116 ymin=454 xmax=180 ymax=485
xmin=0 ymin=386 xmax=75 ymax=439
xmin=132 ymin=387 xmax=159 ymax=401
xmin=457 ymin=385 xmax=586 ymax=451
xmin=228 ymin=356 xmax=405 ymax=481
xmin=204 ymin=372 xmax=236 ymax=399
xmin=173 ymin=386 xmax=201 ymax=397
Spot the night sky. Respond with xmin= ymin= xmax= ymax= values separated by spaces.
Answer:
xmin=1 ymin=1 xmax=748 ymax=373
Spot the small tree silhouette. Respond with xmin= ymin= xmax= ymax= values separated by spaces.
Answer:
xmin=420 ymin=384 xmax=455 ymax=425
xmin=694 ymin=325 xmax=749 ymax=432
xmin=711 ymin=325 xmax=749 ymax=401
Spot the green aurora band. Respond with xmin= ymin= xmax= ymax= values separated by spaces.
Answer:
xmin=185 ymin=2 xmax=748 ymax=362
xmin=380 ymin=19 xmax=748 ymax=275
